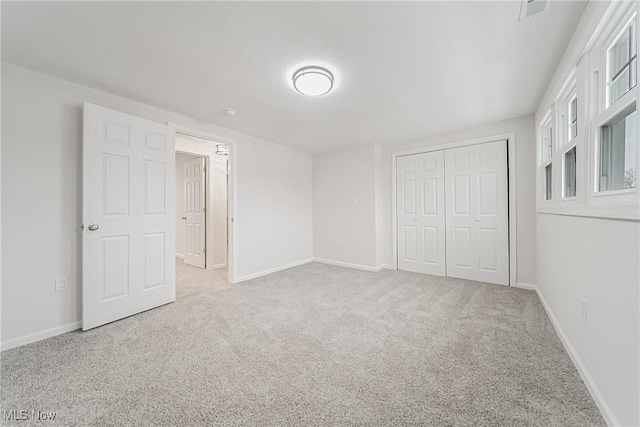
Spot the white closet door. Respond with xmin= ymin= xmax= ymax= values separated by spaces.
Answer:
xmin=184 ymin=157 xmax=206 ymax=269
xmin=82 ymin=103 xmax=175 ymax=330
xmin=445 ymin=140 xmax=509 ymax=285
xmin=397 ymin=151 xmax=446 ymax=276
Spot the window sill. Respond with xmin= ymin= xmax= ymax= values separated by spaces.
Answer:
xmin=537 ymin=204 xmax=640 ymax=221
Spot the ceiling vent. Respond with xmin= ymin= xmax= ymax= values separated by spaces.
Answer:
xmin=519 ymin=0 xmax=550 ymax=21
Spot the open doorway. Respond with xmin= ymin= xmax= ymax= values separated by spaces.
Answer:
xmin=175 ymin=133 xmax=229 ymax=275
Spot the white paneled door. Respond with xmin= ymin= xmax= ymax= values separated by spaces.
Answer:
xmin=445 ymin=140 xmax=509 ymax=285
xmin=396 ymin=140 xmax=509 ymax=286
xmin=184 ymin=157 xmax=206 ymax=268
xmin=82 ymin=103 xmax=175 ymax=330
xmin=396 ymin=151 xmax=446 ymax=276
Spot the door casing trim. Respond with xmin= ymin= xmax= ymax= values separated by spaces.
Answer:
xmin=167 ymin=122 xmax=237 ymax=284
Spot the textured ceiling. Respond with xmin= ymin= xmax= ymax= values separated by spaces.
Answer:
xmin=2 ymin=1 xmax=586 ymax=153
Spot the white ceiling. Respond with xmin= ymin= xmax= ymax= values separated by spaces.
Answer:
xmin=2 ymin=1 xmax=586 ymax=153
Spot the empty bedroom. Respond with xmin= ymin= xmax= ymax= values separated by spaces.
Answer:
xmin=1 ymin=1 xmax=638 ymax=426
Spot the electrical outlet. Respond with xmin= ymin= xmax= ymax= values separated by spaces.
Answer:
xmin=55 ymin=277 xmax=68 ymax=292
xmin=580 ymin=298 xmax=587 ymax=322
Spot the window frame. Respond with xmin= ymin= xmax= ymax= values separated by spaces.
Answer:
xmin=563 ymin=145 xmax=577 ymax=199
xmin=555 ymin=78 xmax=579 ymax=203
xmin=536 ymin=1 xmax=639 ymax=220
xmin=568 ymin=94 xmax=578 ymax=142
xmin=539 ymin=110 xmax=555 ymax=204
xmin=606 ymin=15 xmax=637 ymax=108
xmin=589 ymin=7 xmax=639 ymax=212
xmin=593 ymin=96 xmax=637 ymax=196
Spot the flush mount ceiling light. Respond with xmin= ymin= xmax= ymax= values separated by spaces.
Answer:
xmin=292 ymin=66 xmax=334 ymax=96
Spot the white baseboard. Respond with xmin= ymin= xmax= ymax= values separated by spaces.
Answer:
xmin=234 ymin=258 xmax=392 ymax=283
xmin=234 ymin=258 xmax=314 ymax=283
xmin=314 ymin=258 xmax=393 ymax=272
xmin=175 ymin=253 xmax=184 ymax=259
xmin=513 ymin=282 xmax=537 ymax=290
xmin=213 ymin=263 xmax=227 ymax=270
xmin=531 ymin=285 xmax=618 ymax=426
xmin=1 ymin=321 xmax=82 ymax=352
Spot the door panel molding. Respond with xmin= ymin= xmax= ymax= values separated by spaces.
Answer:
xmin=183 ymin=157 xmax=206 ymax=269
xmin=83 ymin=103 xmax=176 ymax=330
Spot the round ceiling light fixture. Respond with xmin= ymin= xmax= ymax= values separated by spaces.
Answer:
xmin=292 ymin=66 xmax=334 ymax=96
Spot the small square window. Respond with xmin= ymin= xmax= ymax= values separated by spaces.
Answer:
xmin=569 ymin=96 xmax=577 ymax=141
xmin=545 ymin=164 xmax=552 ymax=200
xmin=609 ymin=19 xmax=637 ymax=104
xmin=564 ymin=146 xmax=576 ymax=198
xmin=599 ymin=103 xmax=637 ymax=192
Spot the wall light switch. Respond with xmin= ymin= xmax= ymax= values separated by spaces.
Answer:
xmin=580 ymin=298 xmax=587 ymax=322
xmin=55 ymin=277 xmax=68 ymax=292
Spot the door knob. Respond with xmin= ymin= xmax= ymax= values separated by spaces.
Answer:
xmin=88 ymin=224 xmax=100 ymax=231
xmin=182 ymin=217 xmax=187 ymax=220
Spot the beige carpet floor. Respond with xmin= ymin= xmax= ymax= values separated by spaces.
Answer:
xmin=1 ymin=260 xmax=604 ymax=426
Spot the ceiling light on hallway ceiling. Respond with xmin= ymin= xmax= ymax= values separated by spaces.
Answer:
xmin=224 ymin=108 xmax=237 ymax=116
xmin=292 ymin=66 xmax=334 ymax=96
xmin=215 ymin=144 xmax=228 ymax=156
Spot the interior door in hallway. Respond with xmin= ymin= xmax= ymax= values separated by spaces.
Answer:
xmin=396 ymin=151 xmax=446 ymax=276
xmin=445 ymin=140 xmax=509 ymax=285
xmin=82 ymin=103 xmax=175 ymax=330
xmin=184 ymin=157 xmax=206 ymax=268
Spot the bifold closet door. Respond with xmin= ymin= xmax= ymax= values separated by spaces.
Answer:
xmin=444 ymin=140 xmax=509 ymax=285
xmin=396 ymin=151 xmax=446 ymax=276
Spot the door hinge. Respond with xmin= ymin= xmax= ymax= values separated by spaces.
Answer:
xmin=203 ymin=207 xmax=207 ymax=213
xmin=203 ymin=165 xmax=207 ymax=174
xmin=203 ymin=248 xmax=207 ymax=254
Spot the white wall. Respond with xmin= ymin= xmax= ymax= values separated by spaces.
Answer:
xmin=235 ymin=138 xmax=313 ymax=278
xmin=374 ymin=143 xmax=386 ymax=267
xmin=313 ymin=115 xmax=537 ymax=285
xmin=211 ymin=150 xmax=228 ymax=269
xmin=1 ymin=63 xmax=313 ymax=348
xmin=313 ymin=144 xmax=378 ymax=268
xmin=533 ymin=2 xmax=640 ymax=425
xmin=537 ymin=215 xmax=639 ymax=426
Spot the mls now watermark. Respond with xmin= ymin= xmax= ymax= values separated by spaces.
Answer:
xmin=2 ymin=410 xmax=57 ymax=421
